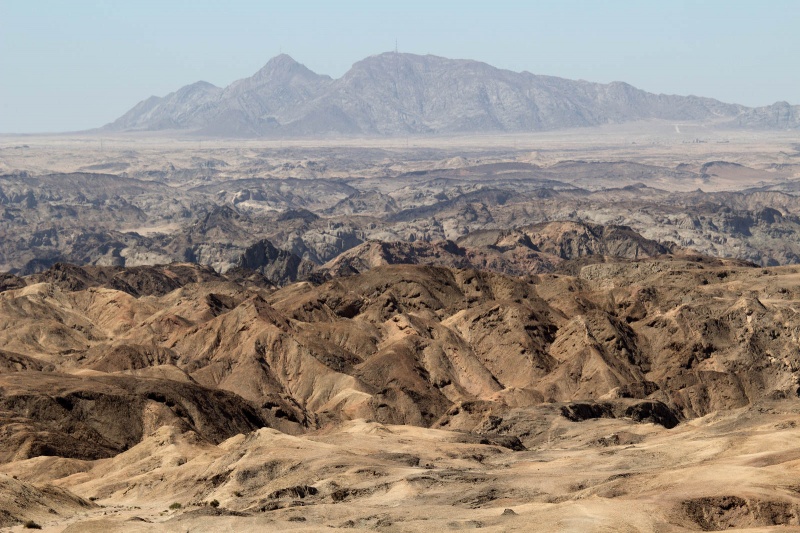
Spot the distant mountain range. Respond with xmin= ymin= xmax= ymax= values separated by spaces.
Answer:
xmin=103 ymin=53 xmax=800 ymax=136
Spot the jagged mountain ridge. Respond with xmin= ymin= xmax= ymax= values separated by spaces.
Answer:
xmin=104 ymin=53 xmax=800 ymax=136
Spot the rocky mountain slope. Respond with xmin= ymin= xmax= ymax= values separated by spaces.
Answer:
xmin=103 ymin=53 xmax=800 ymax=136
xmin=0 ymin=256 xmax=795 ymax=447
xmin=3 ymin=254 xmax=800 ymax=529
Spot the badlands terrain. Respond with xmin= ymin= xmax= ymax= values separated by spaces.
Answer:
xmin=2 ymin=130 xmax=800 ymax=531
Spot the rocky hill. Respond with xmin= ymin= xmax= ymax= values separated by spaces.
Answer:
xmin=103 ymin=53 xmax=800 ymax=136
xmin=3 ymin=256 xmax=800 ymax=529
xmin=0 ymin=256 xmax=793 ymax=445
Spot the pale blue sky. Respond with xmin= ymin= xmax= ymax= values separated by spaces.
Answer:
xmin=1 ymin=0 xmax=797 ymax=133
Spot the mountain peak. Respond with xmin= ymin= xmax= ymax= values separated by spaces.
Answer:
xmin=252 ymin=54 xmax=309 ymax=79
xmin=357 ymin=51 xmax=454 ymax=66
xmin=185 ymin=80 xmax=219 ymax=89
xmin=265 ymin=53 xmax=300 ymax=68
xmin=176 ymin=80 xmax=220 ymax=95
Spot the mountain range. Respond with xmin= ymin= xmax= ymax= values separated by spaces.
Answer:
xmin=103 ymin=52 xmax=800 ymax=136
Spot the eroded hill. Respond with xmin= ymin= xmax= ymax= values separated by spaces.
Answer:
xmin=2 ymin=255 xmax=800 ymax=529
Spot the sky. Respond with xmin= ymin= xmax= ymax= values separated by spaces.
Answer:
xmin=1 ymin=0 xmax=798 ymax=133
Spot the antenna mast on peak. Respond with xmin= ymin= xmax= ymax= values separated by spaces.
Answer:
xmin=395 ymin=39 xmax=398 ymax=54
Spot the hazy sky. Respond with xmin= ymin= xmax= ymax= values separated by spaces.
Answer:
xmin=1 ymin=0 xmax=798 ymax=133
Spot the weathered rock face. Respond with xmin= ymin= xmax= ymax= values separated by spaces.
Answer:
xmin=520 ymin=221 xmax=672 ymax=260
xmin=26 ymin=262 xmax=228 ymax=296
xmin=0 ymin=373 xmax=272 ymax=462
xmin=103 ymin=53 xmax=800 ymax=136
xmin=320 ymin=221 xmax=670 ymax=278
xmin=237 ymin=239 xmax=317 ymax=285
xmin=0 ymin=273 xmax=24 ymax=292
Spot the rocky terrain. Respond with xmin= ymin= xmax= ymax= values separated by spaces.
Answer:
xmin=3 ymin=136 xmax=800 ymax=279
xmin=102 ymin=53 xmax=800 ymax=136
xmin=2 ymin=135 xmax=800 ymax=530
xmin=2 ymin=252 xmax=800 ymax=530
